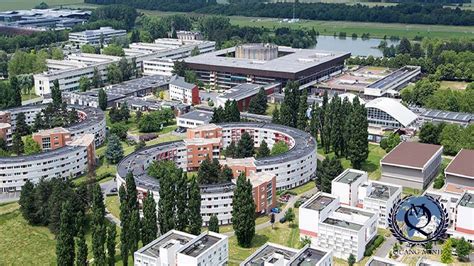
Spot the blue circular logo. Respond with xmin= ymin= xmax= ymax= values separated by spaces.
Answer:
xmin=388 ymin=195 xmax=449 ymax=244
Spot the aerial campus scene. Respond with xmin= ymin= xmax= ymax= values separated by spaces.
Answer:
xmin=0 ymin=0 xmax=473 ymax=266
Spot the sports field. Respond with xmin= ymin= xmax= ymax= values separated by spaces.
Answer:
xmin=0 ymin=0 xmax=84 ymax=11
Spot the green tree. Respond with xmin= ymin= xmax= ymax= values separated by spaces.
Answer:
xmin=224 ymin=100 xmax=240 ymax=122
xmin=346 ymin=98 xmax=368 ymax=169
xmin=419 ymin=122 xmax=444 ymax=145
xmin=19 ymin=180 xmax=38 ymax=224
xmin=158 ymin=166 xmax=176 ymax=234
xmin=91 ymin=184 xmax=106 ymax=265
xmin=175 ymin=172 xmax=188 ymax=231
xmin=348 ymin=254 xmax=356 ymax=266
xmin=188 ymin=176 xmax=202 ymax=235
xmin=9 ymin=75 xmax=22 ymax=107
xmin=119 ymin=102 xmax=131 ymax=122
xmin=248 ymin=88 xmax=267 ymax=114
xmin=191 ymin=46 xmax=200 ymax=56
xmin=119 ymin=185 xmax=130 ymax=266
xmin=440 ymin=124 xmax=463 ymax=155
xmin=296 ymin=89 xmax=308 ymax=130
xmin=107 ymin=63 xmax=123 ymax=84
xmin=380 ymin=133 xmax=401 ymax=153
xmin=284 ymin=207 xmax=295 ymax=224
xmin=232 ymin=173 xmax=256 ymax=248
xmin=98 ymin=88 xmax=107 ymax=111
xmin=271 ymin=141 xmax=289 ymax=156
xmin=125 ymin=172 xmax=140 ymax=255
xmin=79 ymin=76 xmax=91 ymax=92
xmin=51 ymin=79 xmax=62 ymax=108
xmin=92 ymin=67 xmax=102 ymax=88
xmin=106 ymin=225 xmax=116 ymax=266
xmin=11 ymin=133 xmax=24 ymax=155
xmin=130 ymin=29 xmax=140 ymax=43
xmin=441 ymin=239 xmax=453 ymax=264
xmin=15 ymin=112 xmax=30 ymax=136
xmin=209 ymin=214 xmax=219 ymax=233
xmin=271 ymin=106 xmax=280 ymax=124
xmin=56 ymin=201 xmax=75 ymax=266
xmin=299 ymin=236 xmax=312 ymax=248
xmin=236 ymin=132 xmax=254 ymax=158
xmin=397 ymin=38 xmax=411 ymax=54
xmin=105 ymin=134 xmax=124 ymax=164
xmin=225 ymin=140 xmax=236 ymax=158
xmin=81 ymin=44 xmax=97 ymax=54
xmin=256 ymin=140 xmax=270 ymax=158
xmin=309 ymin=105 xmax=320 ymax=139
xmin=172 ymin=60 xmax=188 ymax=76
xmin=110 ymin=122 xmax=128 ymax=141
xmin=211 ymin=106 xmax=224 ymax=123
xmin=24 ymin=136 xmax=41 ymax=155
xmin=319 ymin=157 xmax=344 ymax=193
xmin=456 ymin=237 xmax=471 ymax=259
xmin=135 ymin=140 xmax=146 ymax=151
xmin=141 ymin=191 xmax=158 ymax=246
xmin=103 ymin=44 xmax=125 ymax=56
xmin=75 ymin=225 xmax=88 ymax=266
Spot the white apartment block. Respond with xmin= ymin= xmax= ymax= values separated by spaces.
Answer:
xmin=69 ymin=27 xmax=127 ymax=45
xmin=241 ymin=243 xmax=333 ymax=266
xmin=299 ymin=192 xmax=378 ymax=262
xmin=0 ymin=134 xmax=95 ymax=192
xmin=176 ymin=110 xmax=212 ymax=129
xmin=366 ymin=256 xmax=407 ymax=266
xmin=176 ymin=232 xmax=228 ymax=266
xmin=177 ymin=31 xmax=203 ymax=41
xmin=452 ymin=190 xmax=474 ymax=242
xmin=134 ymin=230 xmax=196 ymax=266
xmin=358 ymin=181 xmax=402 ymax=228
xmin=332 ymin=169 xmax=368 ymax=206
xmin=199 ymin=183 xmax=235 ymax=225
xmin=169 ymin=76 xmax=198 ymax=104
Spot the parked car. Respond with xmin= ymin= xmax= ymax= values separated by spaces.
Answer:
xmin=271 ymin=207 xmax=280 ymax=213
xmin=110 ymin=188 xmax=118 ymax=193
xmin=279 ymin=217 xmax=287 ymax=223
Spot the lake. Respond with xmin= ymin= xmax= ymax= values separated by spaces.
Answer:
xmin=313 ymin=35 xmax=400 ymax=57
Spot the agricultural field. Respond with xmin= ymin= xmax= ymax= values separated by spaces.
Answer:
xmin=0 ymin=0 xmax=84 ymax=11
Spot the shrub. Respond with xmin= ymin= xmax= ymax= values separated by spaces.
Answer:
xmin=364 ymin=235 xmax=385 ymax=256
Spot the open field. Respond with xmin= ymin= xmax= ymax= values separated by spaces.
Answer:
xmin=0 ymin=0 xmax=84 ymax=11
xmin=440 ymin=80 xmax=469 ymax=91
xmin=136 ymin=9 xmax=474 ymax=40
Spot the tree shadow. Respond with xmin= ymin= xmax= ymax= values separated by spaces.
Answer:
xmin=361 ymin=160 xmax=378 ymax=173
xmin=251 ymin=233 xmax=270 ymax=247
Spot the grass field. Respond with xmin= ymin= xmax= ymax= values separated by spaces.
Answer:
xmin=0 ymin=0 xmax=84 ymax=11
xmin=439 ymin=80 xmax=469 ymax=90
xmin=138 ymin=9 xmax=474 ymax=40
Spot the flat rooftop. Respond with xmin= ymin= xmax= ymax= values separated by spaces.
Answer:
xmin=367 ymin=181 xmax=401 ymax=201
xmin=445 ymin=149 xmax=474 ymax=179
xmin=289 ymin=247 xmax=327 ymax=266
xmin=459 ymin=192 xmax=474 ymax=208
xmin=381 ymin=142 xmax=442 ymax=169
xmin=322 ymin=217 xmax=363 ymax=231
xmin=170 ymin=76 xmax=195 ymax=90
xmin=243 ymin=243 xmax=297 ymax=266
xmin=180 ymin=234 xmax=221 ymax=257
xmin=334 ymin=170 xmax=364 ymax=184
xmin=303 ymin=194 xmax=335 ymax=211
xmin=367 ymin=256 xmax=403 ymax=266
xmin=336 ymin=206 xmax=375 ymax=218
xmin=137 ymin=231 xmax=194 ymax=258
xmin=185 ymin=46 xmax=350 ymax=74
xmin=367 ymin=66 xmax=419 ymax=90
xmin=421 ymin=109 xmax=473 ymax=123
xmin=178 ymin=110 xmax=212 ymax=122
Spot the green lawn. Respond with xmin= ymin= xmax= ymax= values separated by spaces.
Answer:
xmin=318 ymin=144 xmax=386 ymax=180
xmin=105 ymin=195 xmax=121 ymax=219
xmin=439 ymin=80 xmax=469 ymax=91
xmin=0 ymin=0 xmax=84 ymax=11
xmin=21 ymin=92 xmax=40 ymax=102
xmin=288 ymin=181 xmax=315 ymax=195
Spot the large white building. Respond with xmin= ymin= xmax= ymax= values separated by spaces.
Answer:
xmin=69 ymin=27 xmax=127 ymax=45
xmin=0 ymin=134 xmax=95 ymax=192
xmin=366 ymin=97 xmax=418 ymax=128
xmin=134 ymin=230 xmax=228 ymax=266
xmin=34 ymin=39 xmax=215 ymax=95
xmin=331 ymin=169 xmax=368 ymax=206
xmin=299 ymin=192 xmax=378 ymax=262
xmin=241 ymin=243 xmax=333 ymax=266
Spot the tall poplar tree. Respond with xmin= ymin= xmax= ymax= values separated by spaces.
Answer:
xmin=330 ymin=95 xmax=344 ymax=157
xmin=56 ymin=200 xmax=75 ymax=266
xmin=175 ymin=172 xmax=188 ymax=231
xmin=320 ymin=91 xmax=329 ymax=151
xmin=187 ymin=176 xmax=202 ymax=235
xmin=98 ymin=88 xmax=107 ymax=111
xmin=106 ymin=225 xmax=116 ymax=266
xmin=91 ymin=184 xmax=106 ymax=265
xmin=296 ymin=89 xmax=308 ymax=131
xmin=271 ymin=106 xmax=280 ymax=124
xmin=232 ymin=173 xmax=256 ymax=248
xmin=76 ymin=226 xmax=88 ymax=266
xmin=158 ymin=169 xmax=176 ymax=234
xmin=119 ymin=185 xmax=130 ymax=266
xmin=125 ymin=172 xmax=140 ymax=255
xmin=141 ymin=191 xmax=158 ymax=246
xmin=347 ymin=98 xmax=369 ymax=169
xmin=309 ymin=104 xmax=320 ymax=139
xmin=209 ymin=215 xmax=219 ymax=233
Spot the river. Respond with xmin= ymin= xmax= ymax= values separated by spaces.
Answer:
xmin=312 ymin=35 xmax=400 ymax=57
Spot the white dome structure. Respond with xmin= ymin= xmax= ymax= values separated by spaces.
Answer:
xmin=366 ymin=97 xmax=418 ymax=128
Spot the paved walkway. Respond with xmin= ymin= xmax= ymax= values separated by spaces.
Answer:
xmin=375 ymin=235 xmax=397 ymax=258
xmin=100 ymin=179 xmax=122 ymax=227
xmin=223 ymin=186 xmax=319 ymax=237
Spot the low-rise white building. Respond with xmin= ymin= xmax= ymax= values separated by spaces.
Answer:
xmin=299 ymin=192 xmax=378 ymax=262
xmin=177 ymin=232 xmax=228 ymax=266
xmin=169 ymin=76 xmax=199 ymax=104
xmin=331 ymin=169 xmax=368 ymax=206
xmin=69 ymin=27 xmax=127 ymax=45
xmin=452 ymin=190 xmax=474 ymax=242
xmin=366 ymin=256 xmax=407 ymax=266
xmin=358 ymin=181 xmax=402 ymax=228
xmin=177 ymin=110 xmax=213 ymax=129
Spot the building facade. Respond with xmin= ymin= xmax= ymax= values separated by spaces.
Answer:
xmin=169 ymin=76 xmax=200 ymax=105
xmin=69 ymin=27 xmax=127 ymax=45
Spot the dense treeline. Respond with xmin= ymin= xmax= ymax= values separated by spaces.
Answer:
xmin=348 ymin=38 xmax=474 ymax=81
xmin=419 ymin=122 xmax=473 ymax=155
xmin=0 ymin=30 xmax=68 ymax=53
xmin=90 ymin=5 xmax=138 ymax=30
xmin=86 ymin=1 xmax=474 ymax=26
xmin=85 ymin=0 xmax=216 ymax=12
